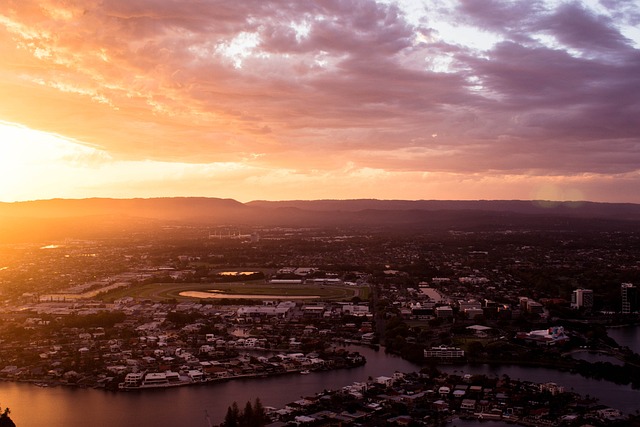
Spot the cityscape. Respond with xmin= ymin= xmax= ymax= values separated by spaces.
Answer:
xmin=0 ymin=198 xmax=639 ymax=426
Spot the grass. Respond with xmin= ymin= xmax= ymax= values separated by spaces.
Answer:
xmin=99 ymin=280 xmax=368 ymax=303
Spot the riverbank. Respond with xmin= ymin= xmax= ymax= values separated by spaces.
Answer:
xmin=607 ymin=321 xmax=640 ymax=328
xmin=116 ymin=361 xmax=365 ymax=391
xmin=2 ymin=349 xmax=367 ymax=392
xmin=607 ymin=323 xmax=640 ymax=354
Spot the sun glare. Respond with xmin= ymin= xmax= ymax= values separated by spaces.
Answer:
xmin=0 ymin=123 xmax=31 ymax=176
xmin=0 ymin=121 xmax=103 ymax=202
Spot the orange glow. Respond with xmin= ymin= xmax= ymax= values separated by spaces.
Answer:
xmin=0 ymin=120 xmax=621 ymax=204
xmin=0 ymin=1 xmax=638 ymax=203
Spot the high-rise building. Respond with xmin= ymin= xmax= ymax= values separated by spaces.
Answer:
xmin=621 ymin=283 xmax=638 ymax=314
xmin=571 ymin=288 xmax=594 ymax=309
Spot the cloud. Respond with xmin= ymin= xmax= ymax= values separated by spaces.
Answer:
xmin=0 ymin=0 xmax=639 ymax=202
xmin=542 ymin=2 xmax=633 ymax=53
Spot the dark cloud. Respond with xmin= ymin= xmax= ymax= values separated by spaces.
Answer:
xmin=1 ymin=0 xmax=639 ymax=182
xmin=457 ymin=0 xmax=544 ymax=34
xmin=541 ymin=2 xmax=632 ymax=52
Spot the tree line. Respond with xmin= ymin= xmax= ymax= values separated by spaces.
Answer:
xmin=221 ymin=398 xmax=269 ymax=427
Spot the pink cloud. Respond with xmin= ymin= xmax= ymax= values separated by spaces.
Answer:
xmin=0 ymin=0 xmax=639 ymax=201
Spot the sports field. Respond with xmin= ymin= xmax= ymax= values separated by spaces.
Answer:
xmin=101 ymin=281 xmax=368 ymax=302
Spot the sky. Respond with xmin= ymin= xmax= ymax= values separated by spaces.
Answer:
xmin=1 ymin=0 xmax=639 ymax=203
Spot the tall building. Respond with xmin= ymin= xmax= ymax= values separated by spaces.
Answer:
xmin=621 ymin=283 xmax=638 ymax=314
xmin=571 ymin=288 xmax=594 ymax=309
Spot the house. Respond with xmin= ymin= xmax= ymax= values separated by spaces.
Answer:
xmin=539 ymin=382 xmax=564 ymax=395
xmin=187 ymin=370 xmax=204 ymax=382
xmin=432 ymin=400 xmax=449 ymax=412
xmin=453 ymin=389 xmax=466 ymax=399
xmin=460 ymin=399 xmax=476 ymax=411
xmin=375 ymin=376 xmax=394 ymax=387
xmin=438 ymin=386 xmax=450 ymax=397
xmin=387 ymin=415 xmax=413 ymax=426
xmin=123 ymin=372 xmax=143 ymax=387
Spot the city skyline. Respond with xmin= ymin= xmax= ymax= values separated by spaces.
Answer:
xmin=1 ymin=0 xmax=640 ymax=203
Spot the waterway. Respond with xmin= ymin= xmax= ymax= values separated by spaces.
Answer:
xmin=0 ymin=346 xmax=419 ymax=427
xmin=2 ymin=344 xmax=640 ymax=427
xmin=569 ymin=350 xmax=623 ymax=366
xmin=607 ymin=324 xmax=640 ymax=354
xmin=439 ymin=363 xmax=640 ymax=415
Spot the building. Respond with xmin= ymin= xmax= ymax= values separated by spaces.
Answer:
xmin=571 ymin=288 xmax=594 ymax=309
xmin=516 ymin=326 xmax=569 ymax=346
xmin=458 ymin=300 xmax=482 ymax=312
xmin=464 ymin=308 xmax=485 ymax=319
xmin=123 ymin=372 xmax=143 ymax=387
xmin=424 ymin=345 xmax=465 ymax=359
xmin=621 ymin=283 xmax=638 ymax=314
xmin=519 ymin=297 xmax=543 ymax=314
xmin=526 ymin=301 xmax=544 ymax=314
xmin=435 ymin=306 xmax=453 ymax=318
xmin=540 ymin=382 xmax=565 ymax=395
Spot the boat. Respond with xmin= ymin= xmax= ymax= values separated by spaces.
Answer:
xmin=300 ymin=370 xmax=310 ymax=375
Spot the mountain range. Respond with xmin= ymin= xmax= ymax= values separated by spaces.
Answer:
xmin=1 ymin=197 xmax=639 ymax=243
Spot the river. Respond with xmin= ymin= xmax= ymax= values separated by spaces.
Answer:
xmin=607 ymin=324 xmax=640 ymax=354
xmin=0 ymin=346 xmax=419 ymax=427
xmin=2 ymin=344 xmax=639 ymax=427
xmin=439 ymin=363 xmax=640 ymax=415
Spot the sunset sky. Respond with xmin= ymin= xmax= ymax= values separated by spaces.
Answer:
xmin=1 ymin=0 xmax=639 ymax=203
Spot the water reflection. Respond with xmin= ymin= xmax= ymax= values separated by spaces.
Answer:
xmin=0 ymin=346 xmax=419 ymax=427
xmin=440 ymin=363 xmax=640 ymax=415
xmin=608 ymin=325 xmax=640 ymax=354
xmin=569 ymin=350 xmax=623 ymax=366
xmin=2 ymin=345 xmax=640 ymax=426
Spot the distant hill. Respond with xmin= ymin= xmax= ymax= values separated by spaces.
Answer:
xmin=0 ymin=197 xmax=250 ymax=243
xmin=0 ymin=197 xmax=247 ymax=220
xmin=1 ymin=197 xmax=639 ymax=243
xmin=246 ymin=199 xmax=640 ymax=220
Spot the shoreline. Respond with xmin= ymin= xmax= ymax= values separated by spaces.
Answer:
xmin=1 ymin=358 xmax=367 ymax=392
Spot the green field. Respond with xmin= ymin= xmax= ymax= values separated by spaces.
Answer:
xmin=100 ymin=281 xmax=368 ymax=303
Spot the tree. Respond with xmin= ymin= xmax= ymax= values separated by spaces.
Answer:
xmin=467 ymin=341 xmax=485 ymax=359
xmin=222 ymin=399 xmax=269 ymax=427
xmin=223 ymin=402 xmax=240 ymax=427
xmin=0 ymin=406 xmax=16 ymax=427
xmin=241 ymin=401 xmax=254 ymax=427
xmin=249 ymin=398 xmax=267 ymax=427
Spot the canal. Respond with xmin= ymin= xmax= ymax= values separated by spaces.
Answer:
xmin=0 ymin=345 xmax=418 ymax=427
xmin=2 ymin=343 xmax=639 ymax=427
xmin=607 ymin=324 xmax=640 ymax=354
